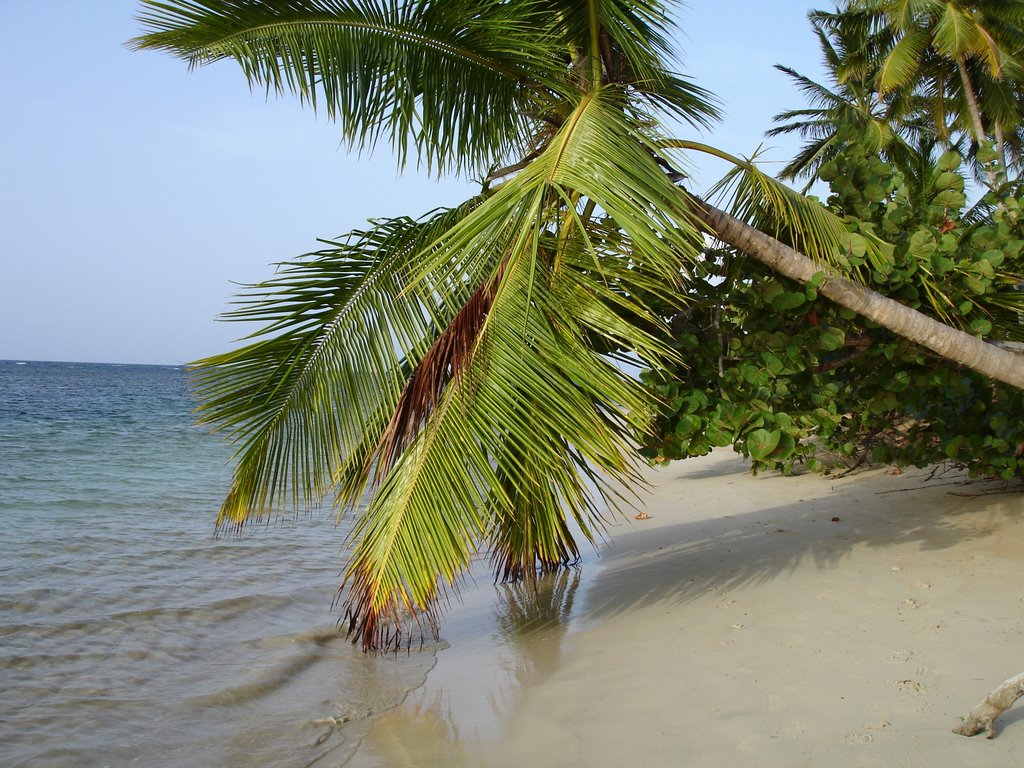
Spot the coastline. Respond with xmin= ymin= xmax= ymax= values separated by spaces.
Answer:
xmin=347 ymin=449 xmax=1024 ymax=767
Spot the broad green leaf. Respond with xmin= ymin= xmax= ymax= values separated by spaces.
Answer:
xmin=818 ymin=327 xmax=846 ymax=352
xmin=976 ymin=143 xmax=1000 ymax=164
xmin=840 ymin=231 xmax=867 ymax=258
xmin=746 ymin=428 xmax=782 ymax=461
xmin=936 ymin=150 xmax=962 ymax=172
xmin=675 ymin=414 xmax=703 ymax=438
xmin=705 ymin=420 xmax=734 ymax=447
xmin=771 ymin=291 xmax=808 ymax=311
xmin=970 ymin=317 xmax=993 ymax=335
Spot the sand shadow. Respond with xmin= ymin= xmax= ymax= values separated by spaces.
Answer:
xmin=995 ymin=704 xmax=1024 ymax=736
xmin=578 ymin=460 xmax=1021 ymax=622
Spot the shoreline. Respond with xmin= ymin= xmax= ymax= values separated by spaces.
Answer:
xmin=348 ymin=450 xmax=1024 ymax=767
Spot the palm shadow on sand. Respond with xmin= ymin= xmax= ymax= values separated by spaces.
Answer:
xmin=578 ymin=456 xmax=1022 ymax=623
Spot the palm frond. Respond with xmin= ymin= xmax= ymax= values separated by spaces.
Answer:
xmin=666 ymin=140 xmax=893 ymax=272
xmin=879 ymin=0 xmax=943 ymax=32
xmin=776 ymin=135 xmax=842 ymax=185
xmin=132 ymin=0 xmax=567 ymax=174
xmin=590 ymin=0 xmax=718 ymax=123
xmin=711 ymin=157 xmax=891 ymax=274
xmin=878 ymin=25 xmax=930 ymax=92
xmin=932 ymin=3 xmax=982 ymax=62
xmin=772 ymin=65 xmax=850 ymax=111
xmin=191 ymin=201 xmax=485 ymax=529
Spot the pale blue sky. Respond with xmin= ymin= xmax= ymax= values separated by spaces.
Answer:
xmin=1 ymin=1 xmax=826 ymax=365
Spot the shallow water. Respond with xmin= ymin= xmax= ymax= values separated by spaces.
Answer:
xmin=0 ymin=361 xmax=440 ymax=767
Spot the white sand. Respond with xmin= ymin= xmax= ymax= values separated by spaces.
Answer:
xmin=348 ymin=450 xmax=1024 ymax=767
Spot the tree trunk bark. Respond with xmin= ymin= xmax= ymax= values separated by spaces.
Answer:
xmin=956 ymin=56 xmax=998 ymax=188
xmin=956 ymin=56 xmax=988 ymax=145
xmin=953 ymin=673 xmax=1024 ymax=738
xmin=995 ymin=122 xmax=1008 ymax=180
xmin=691 ymin=199 xmax=1024 ymax=390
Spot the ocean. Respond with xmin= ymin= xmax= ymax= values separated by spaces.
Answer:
xmin=0 ymin=360 xmax=448 ymax=767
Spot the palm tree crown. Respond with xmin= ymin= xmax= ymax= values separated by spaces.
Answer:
xmin=844 ymin=0 xmax=1024 ymax=180
xmin=768 ymin=8 xmax=923 ymax=185
xmin=134 ymin=0 xmax=727 ymax=650
xmin=133 ymin=0 xmax=1024 ymax=650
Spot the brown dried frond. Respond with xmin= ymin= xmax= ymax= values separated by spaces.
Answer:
xmin=338 ymin=576 xmax=441 ymax=654
xmin=371 ymin=264 xmax=504 ymax=480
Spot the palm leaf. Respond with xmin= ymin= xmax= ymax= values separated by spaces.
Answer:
xmin=770 ymin=65 xmax=850 ymax=112
xmin=131 ymin=0 xmax=568 ymax=174
xmin=880 ymin=0 xmax=943 ymax=31
xmin=665 ymin=140 xmax=894 ymax=273
xmin=191 ymin=202 xmax=485 ymax=528
xmin=878 ymin=26 xmax=931 ymax=92
xmin=932 ymin=3 xmax=982 ymax=61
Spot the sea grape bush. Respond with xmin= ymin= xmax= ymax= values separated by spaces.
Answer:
xmin=642 ymin=146 xmax=1024 ymax=479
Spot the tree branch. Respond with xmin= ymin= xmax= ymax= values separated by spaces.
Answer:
xmin=812 ymin=335 xmax=873 ymax=373
xmin=954 ymin=673 xmax=1024 ymax=738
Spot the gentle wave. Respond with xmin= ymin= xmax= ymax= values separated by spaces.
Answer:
xmin=0 ymin=362 xmax=435 ymax=767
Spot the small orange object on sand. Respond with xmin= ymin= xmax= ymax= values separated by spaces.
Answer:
xmin=634 ymin=512 xmax=650 ymax=520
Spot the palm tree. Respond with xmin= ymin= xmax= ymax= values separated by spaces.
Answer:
xmin=131 ymin=0 xmax=1024 ymax=650
xmin=768 ymin=8 xmax=923 ymax=186
xmin=846 ymin=0 xmax=1024 ymax=181
xmin=958 ymin=54 xmax=1024 ymax=178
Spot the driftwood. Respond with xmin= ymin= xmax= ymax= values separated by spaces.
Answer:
xmin=953 ymin=673 xmax=1024 ymax=738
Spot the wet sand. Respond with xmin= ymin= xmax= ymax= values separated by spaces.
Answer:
xmin=347 ymin=450 xmax=1024 ymax=767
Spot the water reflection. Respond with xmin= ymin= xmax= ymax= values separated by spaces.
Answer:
xmin=493 ymin=568 xmax=582 ymax=685
xmin=353 ymin=690 xmax=471 ymax=767
xmin=352 ymin=566 xmax=585 ymax=766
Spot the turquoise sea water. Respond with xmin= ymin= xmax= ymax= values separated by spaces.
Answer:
xmin=0 ymin=361 xmax=439 ymax=767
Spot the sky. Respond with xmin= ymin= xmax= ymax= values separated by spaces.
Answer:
xmin=1 ymin=1 xmax=828 ymax=365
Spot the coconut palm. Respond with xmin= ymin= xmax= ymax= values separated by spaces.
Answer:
xmin=845 ymin=0 xmax=1024 ymax=181
xmin=958 ymin=54 xmax=1024 ymax=177
xmin=768 ymin=8 xmax=925 ymax=186
xmin=132 ymin=0 xmax=1024 ymax=650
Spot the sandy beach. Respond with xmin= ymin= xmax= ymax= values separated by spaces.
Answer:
xmin=346 ymin=450 xmax=1024 ymax=767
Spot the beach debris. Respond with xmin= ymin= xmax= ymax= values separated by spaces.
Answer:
xmin=954 ymin=672 xmax=1024 ymax=738
xmin=307 ymin=707 xmax=371 ymax=747
xmin=831 ymin=516 xmax=841 ymax=522
xmin=634 ymin=512 xmax=650 ymax=520
xmin=310 ymin=715 xmax=355 ymax=727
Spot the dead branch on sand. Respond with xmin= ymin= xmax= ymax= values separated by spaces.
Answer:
xmin=954 ymin=673 xmax=1024 ymax=738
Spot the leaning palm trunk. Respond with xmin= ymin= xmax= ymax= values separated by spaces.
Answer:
xmin=693 ymin=199 xmax=1024 ymax=390
xmin=956 ymin=56 xmax=989 ymax=149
